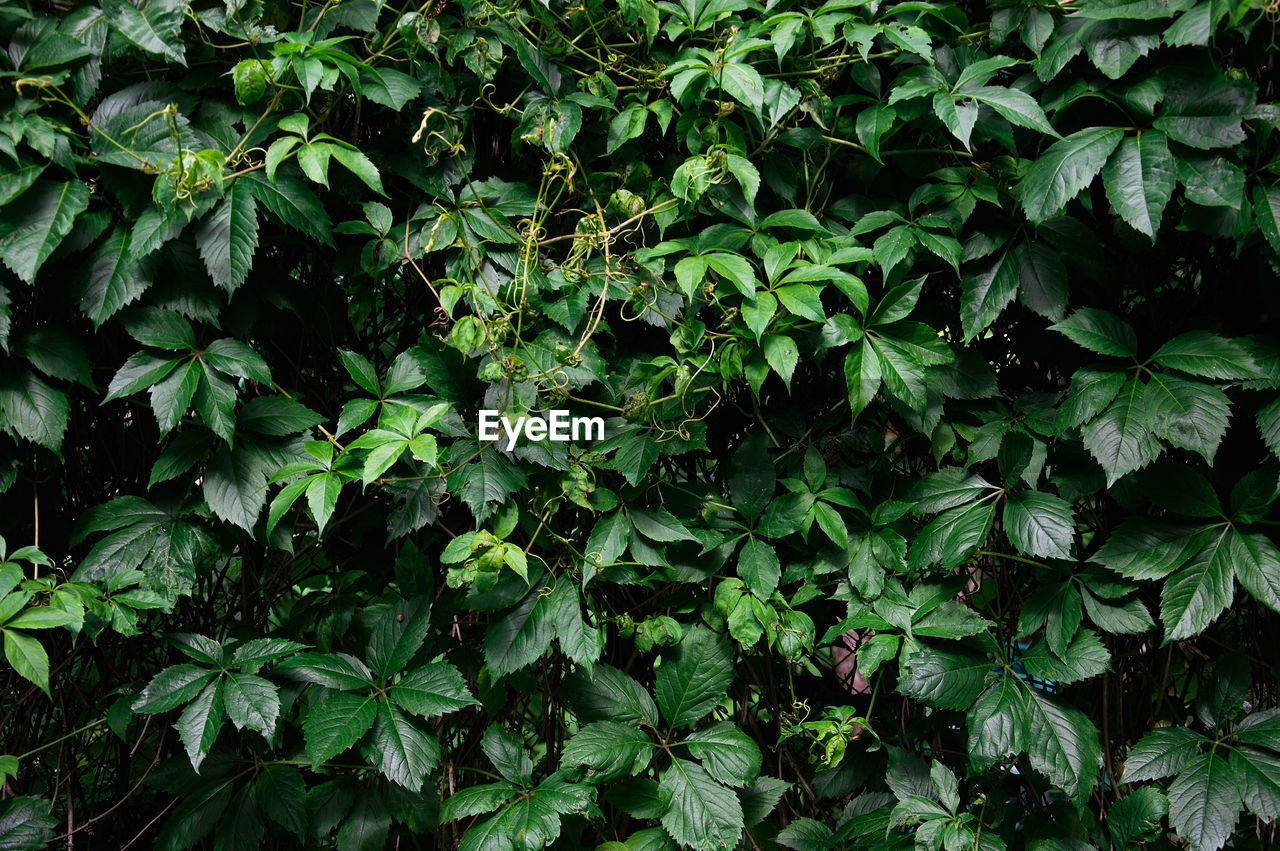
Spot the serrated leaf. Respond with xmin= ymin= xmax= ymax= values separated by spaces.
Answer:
xmin=1160 ymin=529 xmax=1234 ymax=642
xmin=1167 ymin=753 xmax=1242 ymax=851
xmin=0 ymin=180 xmax=89 ymax=284
xmin=1003 ymin=490 xmax=1075 ymax=559
xmin=1024 ymin=689 xmax=1102 ymax=805
xmin=391 ymin=661 xmax=479 ymax=716
xmin=372 ymin=701 xmax=439 ymax=790
xmin=1103 ymin=131 xmax=1175 ymax=238
xmin=660 ymin=758 xmax=745 ymax=851
xmin=655 ymin=625 xmax=733 ymax=728
xmin=303 ymin=692 xmax=377 ymax=768
xmin=1017 ymin=127 xmax=1123 ymax=223
xmin=195 ymin=181 xmax=258 ymax=292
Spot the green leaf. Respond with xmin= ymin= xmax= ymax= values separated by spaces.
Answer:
xmin=660 ymin=757 xmax=745 ymax=851
xmin=133 ymin=664 xmax=217 ymax=713
xmin=255 ymin=765 xmax=307 ymax=837
xmin=223 ymin=672 xmax=279 ymax=737
xmin=737 ymin=536 xmax=780 ymax=599
xmin=1092 ymin=519 xmax=1209 ymax=580
xmin=1083 ymin=377 xmax=1162 ymax=486
xmin=330 ymin=145 xmax=387 ymax=196
xmin=175 ymin=678 xmax=223 ymax=770
xmin=238 ymin=396 xmax=324 ymax=436
xmin=278 ymin=651 xmax=374 ymax=691
xmin=202 ymin=447 xmax=267 ymax=532
xmin=561 ymin=720 xmax=653 ymax=782
xmin=970 ymin=85 xmax=1059 ymax=136
xmin=607 ymin=104 xmax=648 ymax=154
xmin=1081 ymin=588 xmax=1155 ymax=634
xmin=1230 ymin=745 xmax=1280 ymax=821
xmin=967 ymin=675 xmax=1028 ymax=770
xmin=1050 ymin=308 xmax=1138 ymax=358
xmin=1153 ymin=71 xmax=1248 ymax=149
xmin=1108 ymin=787 xmax=1170 ymax=849
xmin=78 ymin=227 xmax=152 ymax=326
xmin=1020 ymin=629 xmax=1110 ymax=684
xmin=244 ymin=173 xmax=335 ymax=247
xmin=303 ymin=692 xmax=377 ymax=768
xmin=0 ymin=180 xmax=90 ymax=283
xmin=3 ymin=630 xmax=50 ymax=696
xmin=655 ymin=625 xmax=733 ymax=728
xmin=1145 ymin=372 xmax=1230 ymax=463
xmin=1152 ymin=331 xmax=1256 ymax=380
xmin=1124 ymin=727 xmax=1206 ymax=781
xmin=482 ymin=724 xmax=535 ymax=785
xmin=960 ymin=248 xmax=1019 ymax=340
xmin=0 ymin=796 xmax=58 ymax=850
xmin=1016 ymin=127 xmax=1124 ymax=223
xmin=630 ymin=508 xmax=697 ymax=543
xmin=1003 ymin=490 xmax=1075 ymax=559
xmin=372 ymin=701 xmax=439 ymax=790
xmin=102 ymin=0 xmax=186 ymax=64
xmin=897 ymin=646 xmax=989 ymax=710
xmin=204 ymin=338 xmax=271 ymax=384
xmin=358 ymin=65 xmax=421 ymax=110
xmin=844 ymin=337 xmax=881 ymax=423
xmin=1160 ymin=529 xmax=1234 ymax=642
xmin=484 ymin=588 xmax=555 ymax=677
xmin=566 ymin=664 xmax=661 ymax=726
xmin=0 ymin=371 xmax=69 ymax=452
xmin=1102 ymin=131 xmax=1175 ymax=238
xmin=391 ymin=661 xmax=479 ymax=716
xmin=705 ymin=253 xmax=758 ymax=299
xmin=762 ymin=334 xmax=799 ymax=387
xmin=1229 ymin=531 xmax=1280 ymax=615
xmin=1253 ymin=185 xmax=1280 ymax=257
xmin=195 ymin=180 xmax=258 ymax=292
xmin=1177 ymin=152 xmax=1244 ymax=208
xmin=1024 ymin=689 xmax=1102 ymax=805
xmin=1167 ymin=753 xmax=1242 ymax=851
xmin=682 ymin=720 xmax=761 ymax=787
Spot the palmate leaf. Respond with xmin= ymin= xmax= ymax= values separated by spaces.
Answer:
xmin=102 ymin=0 xmax=186 ymax=64
xmin=484 ymin=588 xmax=555 ymax=678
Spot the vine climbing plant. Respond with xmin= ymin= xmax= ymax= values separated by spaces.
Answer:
xmin=2 ymin=0 xmax=1280 ymax=849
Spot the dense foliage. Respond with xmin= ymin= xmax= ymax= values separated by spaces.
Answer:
xmin=3 ymin=0 xmax=1280 ymax=847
